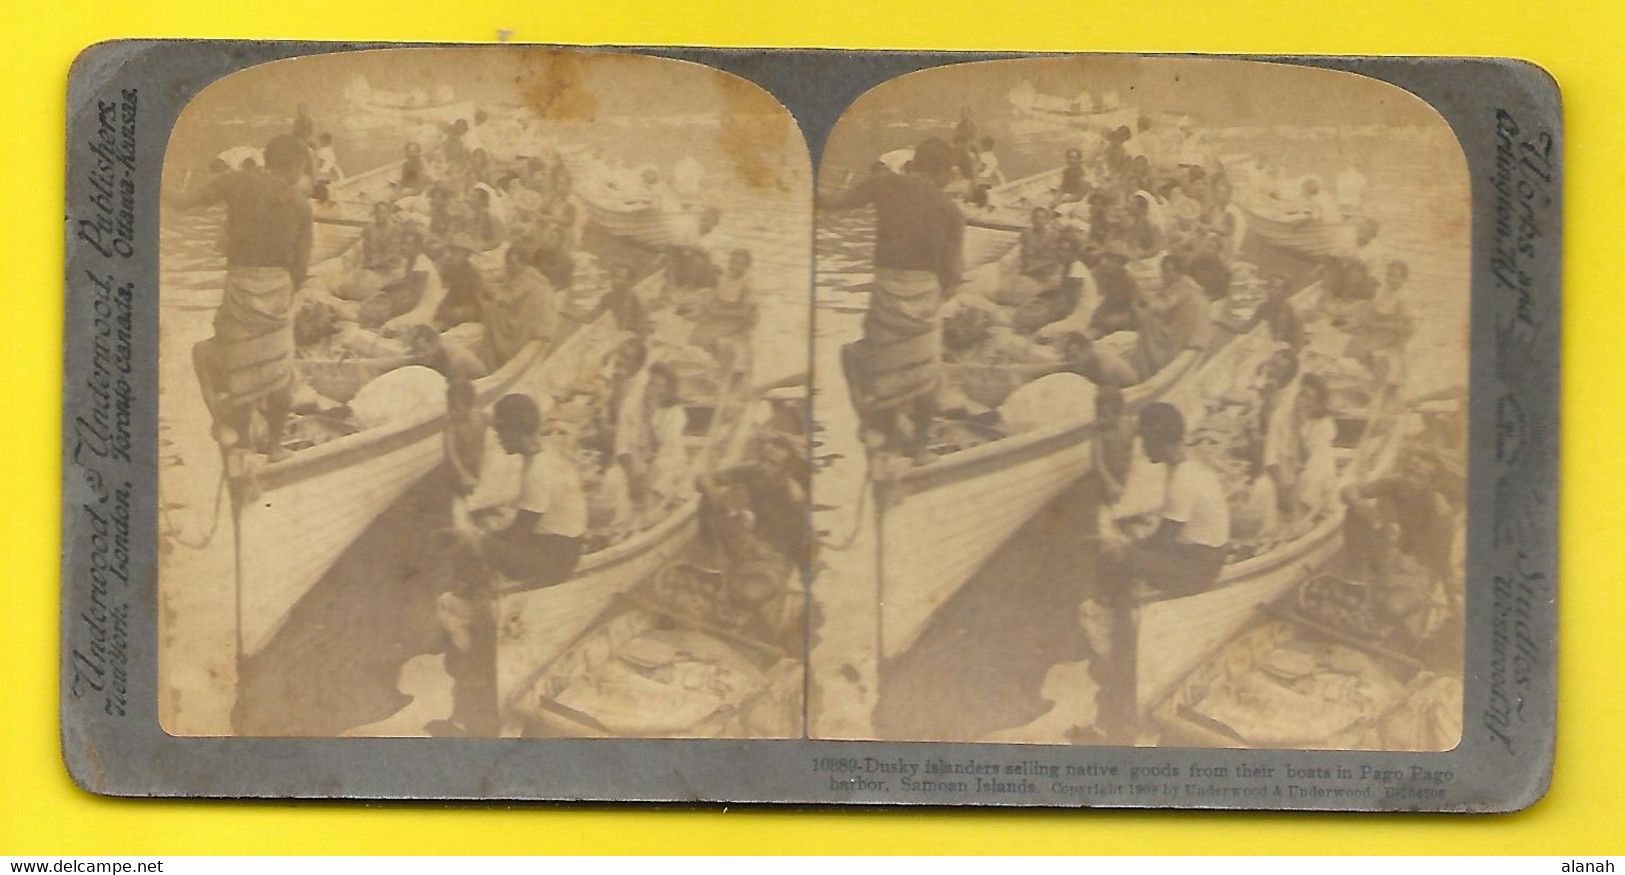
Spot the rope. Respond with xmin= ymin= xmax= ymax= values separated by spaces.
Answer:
xmin=160 ymin=466 xmax=229 ymax=550
xmin=818 ymin=471 xmax=873 ymax=552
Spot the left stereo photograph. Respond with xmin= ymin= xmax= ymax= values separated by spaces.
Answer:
xmin=152 ymin=47 xmax=814 ymax=740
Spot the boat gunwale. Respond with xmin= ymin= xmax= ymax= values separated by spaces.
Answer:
xmin=887 ymin=334 xmax=1213 ymax=498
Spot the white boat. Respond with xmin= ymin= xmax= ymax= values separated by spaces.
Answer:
xmin=308 ymin=160 xmax=408 ymax=263
xmin=493 ymin=364 xmax=779 ymax=715
xmin=577 ymin=175 xmax=713 ymax=249
xmin=1135 ymin=378 xmax=1405 ymax=716
xmin=1220 ymin=155 xmax=1362 ymax=259
xmin=229 ymin=153 xmax=647 ymax=657
xmin=232 ymin=309 xmax=624 ymax=657
xmin=873 ymin=307 xmax=1251 ymax=660
xmin=1008 ymin=81 xmax=1139 ymax=132
xmin=872 ymin=275 xmax=1334 ymax=661
xmin=1234 ymin=193 xmax=1361 ymax=258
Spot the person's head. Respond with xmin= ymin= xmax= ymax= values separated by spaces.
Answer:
xmin=1402 ymin=446 xmax=1439 ymax=482
xmin=1030 ymin=206 xmax=1052 ymax=229
xmin=453 ymin=119 xmax=469 ymax=134
xmin=405 ymin=323 xmax=442 ymax=357
xmin=908 ymin=137 xmax=956 ymax=186
xmin=1065 ymin=147 xmax=1084 ymax=167
xmin=1201 ymin=232 xmax=1225 ymax=256
xmin=471 ymin=187 xmax=491 ymax=209
xmin=1160 ymin=253 xmax=1185 ymax=282
xmin=612 ymin=338 xmax=648 ymax=378
xmin=1261 ymin=346 xmax=1299 ymax=391
xmin=980 ymin=136 xmax=995 ymax=151
xmin=261 ymin=134 xmax=307 ymax=181
xmin=372 ymin=201 xmax=393 ymax=224
xmin=1060 ymin=329 xmax=1095 ymax=362
xmin=1386 ymin=259 xmax=1411 ymax=291
xmin=647 ymin=362 xmax=680 ymax=407
xmin=1357 ymin=217 xmax=1382 ymax=247
xmin=640 ymin=166 xmax=662 ymax=186
xmin=759 ymin=432 xmax=797 ymax=472
xmin=727 ymin=249 xmax=753 ymax=277
xmin=405 ymin=141 xmax=422 ymax=159
xmin=1301 ymin=177 xmax=1321 ymax=197
xmin=1132 ymin=154 xmax=1151 ymax=174
xmin=493 ymin=393 xmax=543 ymax=455
xmin=399 ymin=227 xmax=425 ymax=259
xmin=504 ymin=244 xmax=532 ymax=274
xmin=1300 ymin=373 xmax=1331 ymax=418
xmin=1138 ymin=402 xmax=1186 ymax=463
xmin=1095 ymin=385 xmax=1125 ymax=424
xmin=942 ymin=307 xmax=991 ymax=352
xmin=447 ymin=377 xmax=477 ymax=417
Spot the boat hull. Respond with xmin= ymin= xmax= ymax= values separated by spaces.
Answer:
xmin=494 ymin=505 xmax=703 ymax=712
xmin=877 ymin=341 xmax=1210 ymax=660
xmin=359 ymin=98 xmax=476 ymax=125
xmin=1014 ymin=104 xmax=1140 ymax=132
xmin=578 ymin=185 xmax=708 ymax=249
xmin=234 ymin=333 xmax=563 ymax=656
xmin=1237 ymin=195 xmax=1360 ymax=258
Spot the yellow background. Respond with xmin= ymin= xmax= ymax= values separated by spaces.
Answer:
xmin=4 ymin=0 xmax=1619 ymax=855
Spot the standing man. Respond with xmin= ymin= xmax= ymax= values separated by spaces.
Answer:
xmin=1089 ymin=402 xmax=1230 ymax=742
xmin=817 ymin=137 xmax=965 ymax=462
xmin=167 ymin=133 xmax=312 ymax=463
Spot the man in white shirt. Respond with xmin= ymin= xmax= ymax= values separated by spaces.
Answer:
xmin=1087 ymin=401 xmax=1231 ymax=742
xmin=476 ymin=392 xmax=589 ymax=589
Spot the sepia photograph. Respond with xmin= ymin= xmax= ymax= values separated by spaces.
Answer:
xmin=156 ymin=48 xmax=813 ymax=739
xmin=811 ymin=56 xmax=1469 ymax=749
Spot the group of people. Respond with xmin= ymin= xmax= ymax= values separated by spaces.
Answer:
xmin=821 ymin=106 xmax=1451 ymax=744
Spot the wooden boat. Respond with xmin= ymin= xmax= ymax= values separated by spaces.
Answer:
xmin=229 ymin=149 xmax=653 ymax=656
xmin=959 ymin=164 xmax=1162 ymax=288
xmin=232 ymin=307 xmax=628 ymax=657
xmin=1008 ymin=81 xmax=1139 ymax=132
xmin=492 ymin=363 xmax=783 ymax=715
xmin=872 ymin=266 xmax=1344 ymax=661
xmin=1234 ymin=192 xmax=1361 ymax=258
xmin=1220 ymin=155 xmax=1362 ymax=259
xmin=576 ymin=174 xmax=714 ymax=249
xmin=872 ymin=281 xmax=1289 ymax=660
xmin=308 ymin=159 xmax=408 ymax=263
xmin=506 ymin=587 xmax=803 ymax=738
xmin=959 ymin=168 xmax=1061 ymax=269
xmin=1132 ymin=384 xmax=1405 ymax=716
xmin=356 ymin=97 xmax=476 ymax=125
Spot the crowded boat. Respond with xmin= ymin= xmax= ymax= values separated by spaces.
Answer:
xmin=820 ymin=105 xmax=1463 ymax=747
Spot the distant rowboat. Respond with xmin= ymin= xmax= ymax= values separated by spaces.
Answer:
xmin=1008 ymin=80 xmax=1140 ymax=132
xmin=1234 ymin=193 xmax=1360 ymax=259
xmin=577 ymin=175 xmax=714 ymax=249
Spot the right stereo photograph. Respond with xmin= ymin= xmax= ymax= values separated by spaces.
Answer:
xmin=810 ymin=55 xmax=1469 ymax=751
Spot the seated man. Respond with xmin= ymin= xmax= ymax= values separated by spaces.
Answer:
xmin=1087 ymin=402 xmax=1231 ymax=742
xmin=464 ymin=393 xmax=588 ymax=589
